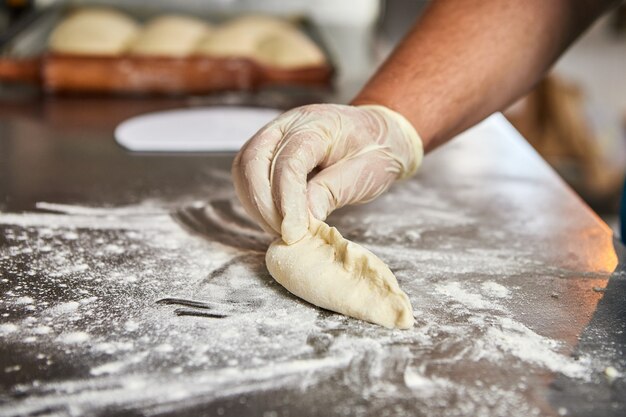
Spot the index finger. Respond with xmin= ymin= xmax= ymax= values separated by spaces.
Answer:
xmin=232 ymin=121 xmax=285 ymax=236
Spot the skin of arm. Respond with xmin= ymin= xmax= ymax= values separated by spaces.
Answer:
xmin=351 ymin=0 xmax=620 ymax=152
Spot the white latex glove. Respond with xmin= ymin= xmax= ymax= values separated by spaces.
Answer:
xmin=232 ymin=104 xmax=423 ymax=244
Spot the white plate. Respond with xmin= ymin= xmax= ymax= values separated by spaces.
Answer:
xmin=115 ymin=107 xmax=282 ymax=152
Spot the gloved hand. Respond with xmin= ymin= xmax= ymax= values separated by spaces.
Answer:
xmin=232 ymin=104 xmax=423 ymax=244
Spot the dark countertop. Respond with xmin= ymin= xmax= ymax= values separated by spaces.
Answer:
xmin=0 ymin=93 xmax=625 ymax=417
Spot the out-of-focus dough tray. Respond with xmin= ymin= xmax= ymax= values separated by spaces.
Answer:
xmin=0 ymin=6 xmax=335 ymax=95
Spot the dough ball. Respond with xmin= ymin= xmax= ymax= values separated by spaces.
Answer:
xmin=253 ymin=31 xmax=326 ymax=68
xmin=129 ymin=15 xmax=211 ymax=57
xmin=266 ymin=218 xmax=414 ymax=329
xmin=49 ymin=7 xmax=139 ymax=56
xmin=196 ymin=15 xmax=292 ymax=59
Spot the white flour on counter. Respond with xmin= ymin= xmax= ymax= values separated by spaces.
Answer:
xmin=0 ymin=196 xmax=612 ymax=417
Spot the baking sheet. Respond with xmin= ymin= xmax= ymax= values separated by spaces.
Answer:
xmin=0 ymin=4 xmax=336 ymax=95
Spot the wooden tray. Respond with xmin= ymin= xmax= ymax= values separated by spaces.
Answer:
xmin=0 ymin=53 xmax=333 ymax=95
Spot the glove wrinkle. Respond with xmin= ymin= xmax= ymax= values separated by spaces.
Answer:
xmin=233 ymin=103 xmax=423 ymax=246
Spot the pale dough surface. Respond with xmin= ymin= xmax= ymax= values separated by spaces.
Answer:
xmin=196 ymin=15 xmax=292 ymax=59
xmin=266 ymin=218 xmax=414 ymax=329
xmin=129 ymin=15 xmax=211 ymax=57
xmin=48 ymin=8 xmax=139 ymax=56
xmin=253 ymin=31 xmax=326 ymax=68
xmin=196 ymin=15 xmax=325 ymax=69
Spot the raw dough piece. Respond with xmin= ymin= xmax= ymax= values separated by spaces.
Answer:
xmin=254 ymin=31 xmax=326 ymax=68
xmin=196 ymin=15 xmax=325 ymax=69
xmin=129 ymin=15 xmax=211 ymax=57
xmin=196 ymin=15 xmax=291 ymax=60
xmin=266 ymin=217 xmax=414 ymax=329
xmin=48 ymin=8 xmax=139 ymax=56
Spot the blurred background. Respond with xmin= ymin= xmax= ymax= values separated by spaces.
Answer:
xmin=383 ymin=1 xmax=626 ymax=231
xmin=1 ymin=0 xmax=625 ymax=228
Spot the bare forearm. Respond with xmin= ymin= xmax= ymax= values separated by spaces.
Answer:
xmin=352 ymin=0 xmax=617 ymax=151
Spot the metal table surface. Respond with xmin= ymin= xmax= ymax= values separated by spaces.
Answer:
xmin=0 ymin=95 xmax=625 ymax=417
